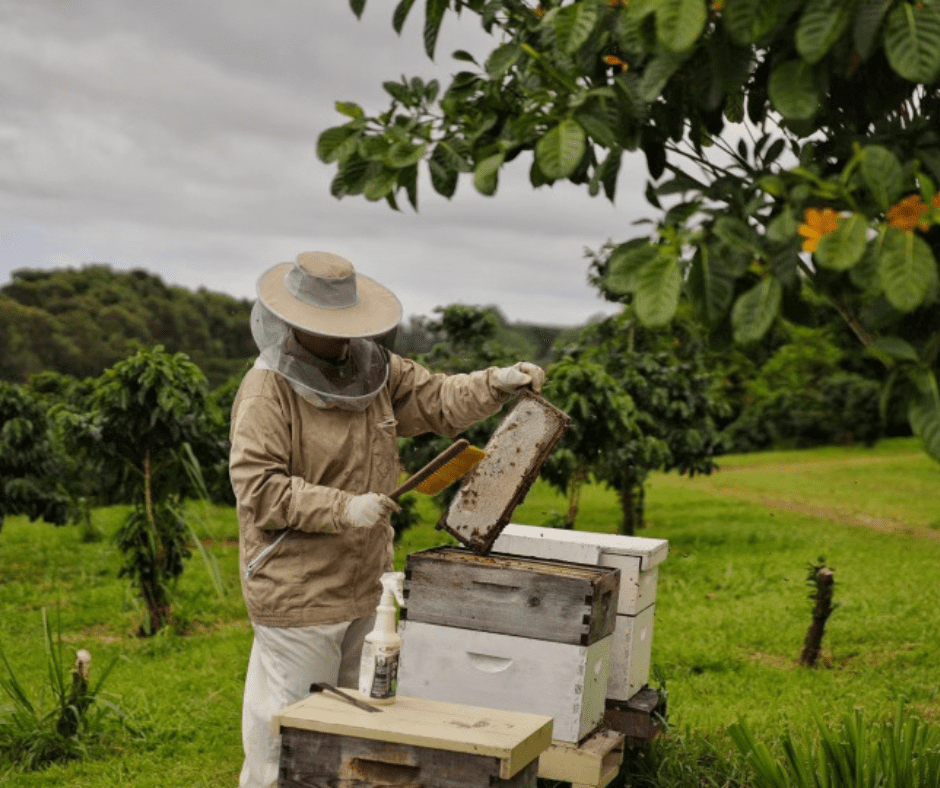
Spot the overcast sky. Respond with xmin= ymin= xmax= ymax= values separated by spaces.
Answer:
xmin=0 ymin=1 xmax=654 ymax=325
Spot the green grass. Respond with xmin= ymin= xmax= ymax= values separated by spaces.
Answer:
xmin=0 ymin=437 xmax=938 ymax=785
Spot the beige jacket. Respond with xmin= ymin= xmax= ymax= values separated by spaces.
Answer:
xmin=229 ymin=350 xmax=509 ymax=627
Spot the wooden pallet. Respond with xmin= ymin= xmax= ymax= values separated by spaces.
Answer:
xmin=537 ymin=728 xmax=625 ymax=788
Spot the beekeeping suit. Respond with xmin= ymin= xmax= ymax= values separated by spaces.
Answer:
xmin=230 ymin=251 xmax=545 ymax=788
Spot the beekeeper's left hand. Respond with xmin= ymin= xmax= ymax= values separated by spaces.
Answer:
xmin=495 ymin=362 xmax=545 ymax=394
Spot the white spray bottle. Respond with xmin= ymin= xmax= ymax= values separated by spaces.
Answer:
xmin=358 ymin=572 xmax=405 ymax=704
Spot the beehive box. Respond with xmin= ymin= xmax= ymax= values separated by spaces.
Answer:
xmin=398 ymin=621 xmax=612 ymax=743
xmin=402 ymin=547 xmax=619 ymax=646
xmin=491 ymin=525 xmax=668 ymax=700
xmin=438 ymin=391 xmax=570 ymax=553
xmin=274 ymin=691 xmax=552 ymax=788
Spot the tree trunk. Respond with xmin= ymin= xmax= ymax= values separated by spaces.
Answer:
xmin=800 ymin=566 xmax=835 ymax=667
xmin=619 ymin=484 xmax=636 ymax=536
xmin=565 ymin=467 xmax=587 ymax=529
xmin=617 ymin=478 xmax=644 ymax=535
xmin=142 ymin=449 xmax=169 ymax=634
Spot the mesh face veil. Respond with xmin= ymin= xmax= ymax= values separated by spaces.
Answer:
xmin=250 ymin=300 xmax=389 ymax=411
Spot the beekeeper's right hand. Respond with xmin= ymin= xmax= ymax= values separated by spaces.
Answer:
xmin=344 ymin=492 xmax=400 ymax=529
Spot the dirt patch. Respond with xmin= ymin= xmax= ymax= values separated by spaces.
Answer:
xmin=686 ymin=483 xmax=940 ymax=540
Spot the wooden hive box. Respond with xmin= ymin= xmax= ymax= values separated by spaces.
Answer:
xmin=402 ymin=546 xmax=620 ymax=646
xmin=398 ymin=620 xmax=612 ymax=743
xmin=274 ymin=691 xmax=552 ymax=788
xmin=491 ymin=525 xmax=668 ymax=700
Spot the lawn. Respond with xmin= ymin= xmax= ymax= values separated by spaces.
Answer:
xmin=1 ymin=437 xmax=938 ymax=786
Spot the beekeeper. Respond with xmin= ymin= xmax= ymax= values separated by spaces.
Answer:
xmin=229 ymin=251 xmax=545 ymax=788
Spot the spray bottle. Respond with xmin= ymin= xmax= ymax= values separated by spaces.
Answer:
xmin=358 ymin=572 xmax=405 ymax=704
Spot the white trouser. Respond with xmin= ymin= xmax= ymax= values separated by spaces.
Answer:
xmin=238 ymin=616 xmax=376 ymax=788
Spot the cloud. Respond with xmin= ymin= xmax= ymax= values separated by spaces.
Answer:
xmin=0 ymin=0 xmax=649 ymax=325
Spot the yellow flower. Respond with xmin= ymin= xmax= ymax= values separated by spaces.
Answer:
xmin=887 ymin=194 xmax=930 ymax=231
xmin=603 ymin=54 xmax=629 ymax=71
xmin=798 ymin=208 xmax=841 ymax=252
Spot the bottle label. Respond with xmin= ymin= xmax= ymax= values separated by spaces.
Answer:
xmin=360 ymin=642 xmax=398 ymax=699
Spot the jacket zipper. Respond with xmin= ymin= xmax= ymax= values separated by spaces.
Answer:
xmin=244 ymin=531 xmax=290 ymax=580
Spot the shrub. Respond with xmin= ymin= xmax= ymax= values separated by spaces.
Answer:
xmin=729 ymin=706 xmax=940 ymax=788
xmin=0 ymin=610 xmax=130 ymax=772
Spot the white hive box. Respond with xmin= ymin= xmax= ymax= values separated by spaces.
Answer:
xmin=491 ymin=525 xmax=668 ymax=700
xmin=398 ymin=620 xmax=612 ymax=743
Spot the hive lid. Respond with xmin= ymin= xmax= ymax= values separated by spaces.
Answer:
xmin=437 ymin=390 xmax=570 ymax=554
xmin=494 ymin=524 xmax=669 ymax=570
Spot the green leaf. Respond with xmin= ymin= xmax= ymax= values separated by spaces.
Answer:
xmin=363 ymin=167 xmax=397 ymax=202
xmin=854 ymin=0 xmax=893 ymax=60
xmin=713 ymin=216 xmax=760 ymax=255
xmin=768 ymin=60 xmax=820 ymax=120
xmin=796 ymin=0 xmax=854 ymax=64
xmin=767 ymin=207 xmax=799 ymax=242
xmin=871 ymin=335 xmax=920 ymax=362
xmin=452 ymin=49 xmax=477 ymax=63
xmin=474 ymin=152 xmax=505 ymax=196
xmin=576 ymin=109 xmax=618 ymax=148
xmin=878 ymin=227 xmax=938 ymax=312
xmin=723 ymin=0 xmax=780 ymax=45
xmin=393 ymin=0 xmax=418 ymax=33
xmin=657 ymin=0 xmax=708 ymax=53
xmin=552 ymin=0 xmax=602 ymax=55
xmin=639 ymin=50 xmax=688 ymax=101
xmin=731 ymin=277 xmax=782 ymax=343
xmin=605 ymin=241 xmax=660 ymax=294
xmin=316 ymin=125 xmax=360 ymax=164
xmin=383 ymin=80 xmax=410 ymax=103
xmin=535 ymin=119 xmax=587 ymax=180
xmin=335 ymin=102 xmax=363 ymax=119
xmin=688 ymin=245 xmax=736 ymax=324
xmin=424 ymin=0 xmax=448 ymax=59
xmin=599 ymin=147 xmax=622 ymax=201
xmin=814 ymin=212 xmax=869 ymax=270
xmin=349 ymin=0 xmax=367 ymax=19
xmin=485 ymin=42 xmax=522 ymax=79
xmin=861 ymin=145 xmax=905 ymax=210
xmin=909 ymin=385 xmax=940 ymax=462
xmin=884 ymin=1 xmax=940 ymax=83
xmin=384 ymin=141 xmax=428 ymax=169
xmin=634 ymin=255 xmax=683 ymax=326
xmin=429 ymin=142 xmax=460 ymax=198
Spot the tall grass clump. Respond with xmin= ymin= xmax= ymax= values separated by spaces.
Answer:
xmin=729 ymin=706 xmax=940 ymax=788
xmin=0 ymin=609 xmax=129 ymax=771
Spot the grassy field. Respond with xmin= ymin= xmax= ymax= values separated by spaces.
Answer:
xmin=0 ymin=437 xmax=938 ymax=786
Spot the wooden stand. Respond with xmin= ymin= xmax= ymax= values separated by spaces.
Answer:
xmin=538 ymin=728 xmax=625 ymax=788
xmin=274 ymin=691 xmax=553 ymax=788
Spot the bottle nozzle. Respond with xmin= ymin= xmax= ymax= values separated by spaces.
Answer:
xmin=380 ymin=571 xmax=405 ymax=607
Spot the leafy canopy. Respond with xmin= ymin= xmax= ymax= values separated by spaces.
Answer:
xmin=324 ymin=0 xmax=940 ymax=461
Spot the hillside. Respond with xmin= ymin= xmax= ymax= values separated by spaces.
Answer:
xmin=0 ymin=265 xmax=568 ymax=387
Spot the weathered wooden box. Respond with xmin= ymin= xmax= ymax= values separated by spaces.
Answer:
xmin=402 ymin=546 xmax=619 ymax=646
xmin=274 ymin=691 xmax=552 ymax=788
xmin=398 ymin=620 xmax=612 ymax=743
xmin=491 ymin=525 xmax=668 ymax=700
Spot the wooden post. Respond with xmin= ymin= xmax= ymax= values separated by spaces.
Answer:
xmin=800 ymin=566 xmax=835 ymax=667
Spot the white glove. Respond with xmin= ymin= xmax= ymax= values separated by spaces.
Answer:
xmin=344 ymin=493 xmax=400 ymax=529
xmin=495 ymin=362 xmax=546 ymax=394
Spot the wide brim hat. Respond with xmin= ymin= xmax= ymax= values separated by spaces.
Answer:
xmin=256 ymin=251 xmax=403 ymax=339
